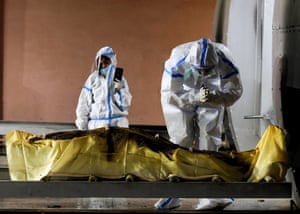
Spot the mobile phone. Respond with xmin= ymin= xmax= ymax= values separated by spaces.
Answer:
xmin=114 ymin=67 xmax=123 ymax=81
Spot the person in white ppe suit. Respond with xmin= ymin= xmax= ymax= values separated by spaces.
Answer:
xmin=75 ymin=46 xmax=132 ymax=130
xmin=76 ymin=46 xmax=132 ymax=209
xmin=155 ymin=38 xmax=243 ymax=210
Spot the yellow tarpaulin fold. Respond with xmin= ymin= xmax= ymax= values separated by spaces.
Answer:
xmin=5 ymin=125 xmax=289 ymax=182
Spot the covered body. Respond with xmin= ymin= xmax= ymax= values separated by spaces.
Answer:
xmin=6 ymin=125 xmax=288 ymax=182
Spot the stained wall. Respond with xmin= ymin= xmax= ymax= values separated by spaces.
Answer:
xmin=2 ymin=0 xmax=216 ymax=125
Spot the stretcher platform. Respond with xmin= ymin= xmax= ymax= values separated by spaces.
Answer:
xmin=0 ymin=120 xmax=298 ymax=212
xmin=0 ymin=180 xmax=296 ymax=213
xmin=0 ymin=180 xmax=292 ymax=199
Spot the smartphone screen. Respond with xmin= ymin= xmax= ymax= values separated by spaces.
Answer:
xmin=114 ymin=67 xmax=123 ymax=81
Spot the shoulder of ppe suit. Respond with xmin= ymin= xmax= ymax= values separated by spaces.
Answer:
xmin=164 ymin=42 xmax=195 ymax=73
xmin=87 ymin=70 xmax=99 ymax=80
xmin=84 ymin=70 xmax=100 ymax=86
xmin=169 ymin=41 xmax=197 ymax=61
xmin=214 ymin=42 xmax=235 ymax=62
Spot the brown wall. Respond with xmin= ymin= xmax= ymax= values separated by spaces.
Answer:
xmin=2 ymin=0 xmax=216 ymax=125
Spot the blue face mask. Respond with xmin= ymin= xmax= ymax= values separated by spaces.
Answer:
xmin=100 ymin=66 xmax=110 ymax=76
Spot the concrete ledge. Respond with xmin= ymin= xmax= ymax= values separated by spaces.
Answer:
xmin=0 ymin=181 xmax=292 ymax=199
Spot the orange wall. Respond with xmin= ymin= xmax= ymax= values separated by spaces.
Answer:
xmin=2 ymin=0 xmax=216 ymax=125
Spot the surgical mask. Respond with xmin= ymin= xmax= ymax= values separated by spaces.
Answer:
xmin=184 ymin=66 xmax=200 ymax=80
xmin=100 ymin=66 xmax=110 ymax=76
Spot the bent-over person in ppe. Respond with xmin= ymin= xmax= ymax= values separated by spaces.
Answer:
xmin=156 ymin=38 xmax=243 ymax=210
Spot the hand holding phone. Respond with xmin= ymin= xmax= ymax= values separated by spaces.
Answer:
xmin=114 ymin=67 xmax=123 ymax=82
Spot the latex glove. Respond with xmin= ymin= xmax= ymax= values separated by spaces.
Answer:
xmin=75 ymin=120 xmax=88 ymax=130
xmin=114 ymin=80 xmax=123 ymax=91
xmin=196 ymin=87 xmax=209 ymax=103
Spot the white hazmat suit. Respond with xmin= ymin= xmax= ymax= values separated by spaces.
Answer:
xmin=156 ymin=38 xmax=243 ymax=210
xmin=75 ymin=46 xmax=132 ymax=130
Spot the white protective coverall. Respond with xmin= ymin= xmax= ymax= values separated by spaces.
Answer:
xmin=156 ymin=38 xmax=243 ymax=210
xmin=75 ymin=46 xmax=132 ymax=130
xmin=161 ymin=37 xmax=243 ymax=150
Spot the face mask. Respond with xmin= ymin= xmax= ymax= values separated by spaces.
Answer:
xmin=184 ymin=66 xmax=199 ymax=80
xmin=100 ymin=66 xmax=110 ymax=76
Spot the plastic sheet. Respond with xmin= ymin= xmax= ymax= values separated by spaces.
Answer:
xmin=5 ymin=125 xmax=288 ymax=182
